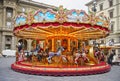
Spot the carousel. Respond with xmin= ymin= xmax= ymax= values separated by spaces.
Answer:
xmin=11 ymin=6 xmax=111 ymax=76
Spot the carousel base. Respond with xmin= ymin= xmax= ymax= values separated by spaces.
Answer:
xmin=11 ymin=61 xmax=111 ymax=76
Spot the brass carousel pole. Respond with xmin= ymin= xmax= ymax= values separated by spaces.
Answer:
xmin=23 ymin=38 xmax=25 ymax=50
xmin=35 ymin=39 xmax=37 ymax=50
xmin=76 ymin=39 xmax=78 ymax=50
xmin=45 ymin=39 xmax=48 ymax=51
xmin=52 ymin=38 xmax=55 ymax=52
xmin=68 ymin=38 xmax=70 ymax=51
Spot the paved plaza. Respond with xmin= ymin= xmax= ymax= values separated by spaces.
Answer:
xmin=0 ymin=57 xmax=120 ymax=81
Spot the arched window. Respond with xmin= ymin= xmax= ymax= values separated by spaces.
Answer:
xmin=6 ymin=7 xmax=13 ymax=18
xmin=6 ymin=21 xmax=12 ymax=28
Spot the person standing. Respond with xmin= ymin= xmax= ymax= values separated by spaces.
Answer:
xmin=17 ymin=42 xmax=22 ymax=53
xmin=108 ymin=50 xmax=115 ymax=65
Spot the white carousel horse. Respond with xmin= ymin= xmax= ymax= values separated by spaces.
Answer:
xmin=74 ymin=52 xmax=89 ymax=64
xmin=47 ymin=46 xmax=65 ymax=63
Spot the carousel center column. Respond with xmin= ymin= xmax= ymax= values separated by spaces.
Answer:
xmin=27 ymin=39 xmax=32 ymax=52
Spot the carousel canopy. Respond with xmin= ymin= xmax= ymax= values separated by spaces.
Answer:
xmin=13 ymin=6 xmax=110 ymax=40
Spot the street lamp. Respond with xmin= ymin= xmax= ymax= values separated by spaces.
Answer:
xmin=91 ymin=0 xmax=97 ymax=48
xmin=92 ymin=0 xmax=97 ymax=12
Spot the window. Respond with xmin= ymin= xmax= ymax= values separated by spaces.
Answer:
xmin=5 ymin=36 xmax=12 ymax=41
xmin=109 ymin=0 xmax=113 ymax=7
xmin=6 ymin=38 xmax=11 ymax=42
xmin=109 ymin=11 xmax=113 ymax=18
xmin=5 ymin=36 xmax=12 ymax=46
xmin=5 ymin=44 xmax=11 ymax=49
xmin=110 ymin=22 xmax=114 ymax=32
xmin=7 ymin=12 xmax=12 ymax=17
xmin=6 ymin=7 xmax=13 ymax=18
xmin=119 ymin=37 xmax=120 ymax=43
xmin=99 ymin=3 xmax=103 ymax=11
xmin=6 ymin=22 xmax=12 ymax=28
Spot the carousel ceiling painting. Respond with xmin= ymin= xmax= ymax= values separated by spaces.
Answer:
xmin=13 ymin=6 xmax=109 ymax=40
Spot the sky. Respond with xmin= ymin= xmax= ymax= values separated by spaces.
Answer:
xmin=32 ymin=0 xmax=92 ymax=11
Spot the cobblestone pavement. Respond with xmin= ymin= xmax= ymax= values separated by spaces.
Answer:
xmin=0 ymin=57 xmax=120 ymax=81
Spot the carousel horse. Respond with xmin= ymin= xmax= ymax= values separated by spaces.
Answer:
xmin=34 ymin=47 xmax=46 ymax=61
xmin=74 ymin=42 xmax=89 ymax=65
xmin=26 ymin=46 xmax=43 ymax=62
xmin=37 ymin=48 xmax=48 ymax=63
xmin=47 ymin=46 xmax=65 ymax=63
xmin=94 ymin=49 xmax=101 ymax=61
xmin=32 ymin=53 xmax=38 ymax=66
xmin=74 ymin=51 xmax=89 ymax=65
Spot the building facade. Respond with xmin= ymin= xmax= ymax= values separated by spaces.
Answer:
xmin=0 ymin=0 xmax=57 ymax=52
xmin=86 ymin=0 xmax=120 ymax=55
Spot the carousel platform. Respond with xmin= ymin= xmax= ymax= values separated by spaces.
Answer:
xmin=11 ymin=61 xmax=111 ymax=76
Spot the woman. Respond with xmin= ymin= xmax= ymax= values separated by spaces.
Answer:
xmin=108 ymin=50 xmax=115 ymax=65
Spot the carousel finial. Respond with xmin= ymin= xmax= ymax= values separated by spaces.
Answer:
xmin=26 ymin=8 xmax=34 ymax=25
xmin=56 ymin=5 xmax=67 ymax=23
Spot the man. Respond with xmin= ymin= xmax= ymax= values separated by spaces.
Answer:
xmin=17 ymin=42 xmax=22 ymax=53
